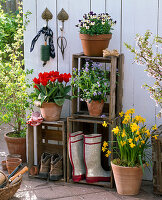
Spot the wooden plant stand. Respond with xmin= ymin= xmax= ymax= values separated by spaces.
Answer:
xmin=27 ymin=120 xmax=67 ymax=182
xmin=67 ymin=53 xmax=124 ymax=188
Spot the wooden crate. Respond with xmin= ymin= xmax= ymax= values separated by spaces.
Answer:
xmin=67 ymin=115 xmax=115 ymax=188
xmin=71 ymin=53 xmax=124 ymax=121
xmin=152 ymin=125 xmax=162 ymax=195
xmin=27 ymin=120 xmax=67 ymax=181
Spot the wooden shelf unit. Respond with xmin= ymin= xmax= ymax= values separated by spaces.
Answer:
xmin=27 ymin=119 xmax=67 ymax=182
xmin=67 ymin=53 xmax=124 ymax=188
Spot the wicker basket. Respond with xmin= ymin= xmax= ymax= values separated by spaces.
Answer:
xmin=0 ymin=174 xmax=22 ymax=200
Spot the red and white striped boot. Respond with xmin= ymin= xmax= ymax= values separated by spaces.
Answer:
xmin=69 ymin=131 xmax=86 ymax=182
xmin=84 ymin=134 xmax=111 ymax=183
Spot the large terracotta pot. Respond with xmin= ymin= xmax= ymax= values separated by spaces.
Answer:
xmin=40 ymin=102 xmax=62 ymax=121
xmin=111 ymin=162 xmax=144 ymax=195
xmin=80 ymin=34 xmax=112 ymax=57
xmin=4 ymin=133 xmax=26 ymax=162
xmin=87 ymin=100 xmax=104 ymax=116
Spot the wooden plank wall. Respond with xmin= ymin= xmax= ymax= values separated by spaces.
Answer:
xmin=24 ymin=0 xmax=162 ymax=180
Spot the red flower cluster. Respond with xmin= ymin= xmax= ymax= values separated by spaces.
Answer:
xmin=33 ymin=71 xmax=71 ymax=87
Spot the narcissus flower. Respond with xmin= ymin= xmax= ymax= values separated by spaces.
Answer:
xmin=130 ymin=143 xmax=136 ymax=148
xmin=102 ymin=121 xmax=108 ymax=127
xmin=152 ymin=135 xmax=158 ymax=140
xmin=112 ymin=126 xmax=120 ymax=135
xmin=119 ymin=111 xmax=124 ymax=117
xmin=152 ymin=124 xmax=157 ymax=130
xmin=105 ymin=150 xmax=111 ymax=157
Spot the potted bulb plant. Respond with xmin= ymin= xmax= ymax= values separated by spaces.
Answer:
xmin=0 ymin=2 xmax=31 ymax=162
xmin=71 ymin=60 xmax=110 ymax=116
xmin=76 ymin=11 xmax=116 ymax=56
xmin=102 ymin=108 xmax=158 ymax=195
xmin=32 ymin=71 xmax=71 ymax=121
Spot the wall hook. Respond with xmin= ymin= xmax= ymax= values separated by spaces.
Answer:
xmin=42 ymin=7 xmax=53 ymax=26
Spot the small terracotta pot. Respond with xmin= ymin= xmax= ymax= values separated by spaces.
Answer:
xmin=87 ymin=100 xmax=104 ymax=116
xmin=80 ymin=34 xmax=112 ymax=56
xmin=4 ymin=133 xmax=26 ymax=162
xmin=111 ymin=162 xmax=144 ymax=195
xmin=40 ymin=102 xmax=62 ymax=121
xmin=6 ymin=158 xmax=22 ymax=174
xmin=1 ymin=160 xmax=7 ymax=171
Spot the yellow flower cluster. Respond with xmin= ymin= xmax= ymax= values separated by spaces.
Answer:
xmin=105 ymin=150 xmax=111 ymax=157
xmin=112 ymin=126 xmax=120 ymax=135
xmin=102 ymin=141 xmax=108 ymax=152
xmin=129 ymin=143 xmax=135 ymax=148
xmin=152 ymin=135 xmax=158 ymax=140
xmin=133 ymin=115 xmax=146 ymax=124
xmin=152 ymin=124 xmax=157 ymax=130
xmin=125 ymin=108 xmax=135 ymax=115
xmin=131 ymin=123 xmax=140 ymax=132
xmin=120 ymin=141 xmax=126 ymax=146
xmin=102 ymin=121 xmax=108 ymax=127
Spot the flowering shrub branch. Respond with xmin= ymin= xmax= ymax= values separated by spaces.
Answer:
xmin=125 ymin=31 xmax=162 ymax=117
xmin=76 ymin=11 xmax=116 ymax=35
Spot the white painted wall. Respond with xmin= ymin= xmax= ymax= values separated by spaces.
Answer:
xmin=24 ymin=0 xmax=162 ymax=180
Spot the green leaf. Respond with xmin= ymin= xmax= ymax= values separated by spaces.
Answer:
xmin=54 ymin=98 xmax=65 ymax=106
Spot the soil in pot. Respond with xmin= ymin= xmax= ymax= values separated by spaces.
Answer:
xmin=40 ymin=102 xmax=62 ymax=121
xmin=111 ymin=162 xmax=144 ymax=195
xmin=87 ymin=100 xmax=104 ymax=116
xmin=4 ymin=133 xmax=26 ymax=162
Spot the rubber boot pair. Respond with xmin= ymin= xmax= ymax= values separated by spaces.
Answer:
xmin=39 ymin=152 xmax=63 ymax=180
xmin=69 ymin=132 xmax=110 ymax=183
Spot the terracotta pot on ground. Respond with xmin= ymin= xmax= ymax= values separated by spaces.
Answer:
xmin=4 ymin=133 xmax=26 ymax=162
xmin=6 ymin=158 xmax=22 ymax=174
xmin=40 ymin=102 xmax=62 ymax=121
xmin=111 ymin=162 xmax=144 ymax=195
xmin=1 ymin=160 xmax=7 ymax=171
xmin=80 ymin=34 xmax=112 ymax=57
xmin=87 ymin=100 xmax=104 ymax=117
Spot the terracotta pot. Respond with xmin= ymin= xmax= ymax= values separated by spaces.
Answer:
xmin=111 ymin=162 xmax=144 ymax=195
xmin=6 ymin=158 xmax=22 ymax=174
xmin=4 ymin=133 xmax=26 ymax=162
xmin=87 ymin=100 xmax=104 ymax=116
xmin=80 ymin=34 xmax=112 ymax=57
xmin=40 ymin=102 xmax=62 ymax=121
xmin=1 ymin=160 xmax=7 ymax=171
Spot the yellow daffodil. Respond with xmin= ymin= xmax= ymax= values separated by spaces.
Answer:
xmin=102 ymin=121 xmax=107 ymax=127
xmin=152 ymin=135 xmax=158 ymax=140
xmin=120 ymin=141 xmax=126 ymax=146
xmin=130 ymin=143 xmax=136 ymax=148
xmin=136 ymin=130 xmax=140 ymax=135
xmin=102 ymin=146 xmax=106 ymax=152
xmin=122 ymin=129 xmax=126 ymax=137
xmin=105 ymin=150 xmax=111 ymax=157
xmin=103 ymin=141 xmax=108 ymax=147
xmin=145 ymin=129 xmax=151 ymax=137
xmin=122 ymin=119 xmax=128 ymax=124
xmin=134 ymin=115 xmax=146 ymax=124
xmin=152 ymin=124 xmax=157 ymax=130
xmin=135 ymin=137 xmax=139 ymax=142
xmin=119 ymin=111 xmax=124 ymax=117
xmin=141 ymin=140 xmax=145 ymax=144
xmin=131 ymin=123 xmax=140 ymax=132
xmin=146 ymin=162 xmax=149 ymax=167
xmin=125 ymin=114 xmax=131 ymax=121
xmin=125 ymin=108 xmax=135 ymax=115
xmin=138 ymin=135 xmax=142 ymax=139
xmin=112 ymin=126 xmax=120 ymax=135
xmin=128 ymin=138 xmax=133 ymax=143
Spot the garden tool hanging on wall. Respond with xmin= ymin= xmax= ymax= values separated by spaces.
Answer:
xmin=57 ymin=8 xmax=69 ymax=59
xmin=30 ymin=8 xmax=55 ymax=67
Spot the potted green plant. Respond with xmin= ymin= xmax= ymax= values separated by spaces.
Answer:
xmin=0 ymin=2 xmax=31 ymax=162
xmin=102 ymin=108 xmax=157 ymax=195
xmin=71 ymin=60 xmax=110 ymax=116
xmin=31 ymin=71 xmax=71 ymax=121
xmin=76 ymin=11 xmax=116 ymax=56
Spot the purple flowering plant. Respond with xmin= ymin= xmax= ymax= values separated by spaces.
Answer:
xmin=125 ymin=31 xmax=162 ymax=117
xmin=71 ymin=60 xmax=110 ymax=102
xmin=76 ymin=11 xmax=116 ymax=36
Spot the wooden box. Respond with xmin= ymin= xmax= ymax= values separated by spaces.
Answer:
xmin=27 ymin=120 xmax=67 ymax=181
xmin=152 ymin=125 xmax=162 ymax=195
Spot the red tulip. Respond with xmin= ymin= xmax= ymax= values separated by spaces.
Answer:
xmin=33 ymin=77 xmax=40 ymax=84
xmin=58 ymin=74 xmax=64 ymax=82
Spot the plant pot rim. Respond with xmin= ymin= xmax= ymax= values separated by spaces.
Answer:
xmin=86 ymin=99 xmax=104 ymax=103
xmin=80 ymin=33 xmax=112 ymax=36
xmin=111 ymin=161 xmax=145 ymax=169
xmin=4 ymin=132 xmax=26 ymax=139
xmin=80 ymin=33 xmax=112 ymax=40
